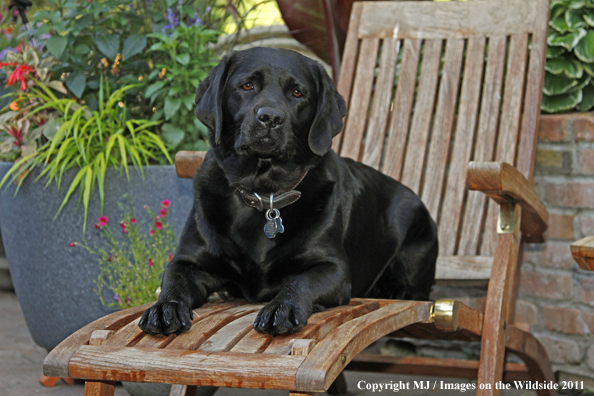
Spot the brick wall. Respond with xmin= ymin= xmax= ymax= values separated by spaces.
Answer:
xmin=516 ymin=113 xmax=594 ymax=382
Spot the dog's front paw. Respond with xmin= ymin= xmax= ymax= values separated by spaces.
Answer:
xmin=138 ymin=300 xmax=193 ymax=335
xmin=254 ymin=297 xmax=310 ymax=336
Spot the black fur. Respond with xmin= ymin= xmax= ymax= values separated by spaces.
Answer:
xmin=139 ymin=47 xmax=438 ymax=336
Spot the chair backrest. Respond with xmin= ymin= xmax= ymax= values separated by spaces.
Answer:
xmin=333 ymin=0 xmax=549 ymax=267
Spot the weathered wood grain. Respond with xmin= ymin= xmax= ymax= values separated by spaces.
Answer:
xmin=69 ymin=346 xmax=304 ymax=389
xmin=166 ymin=305 xmax=261 ymax=351
xmin=43 ymin=302 xmax=151 ymax=378
xmin=457 ymin=36 xmax=507 ymax=256
xmin=438 ymin=37 xmax=486 ymax=255
xmin=400 ymin=39 xmax=443 ymax=194
xmin=339 ymin=37 xmax=380 ymax=161
xmin=421 ymin=38 xmax=464 ymax=219
xmin=333 ymin=2 xmax=363 ymax=153
xmin=571 ymin=236 xmax=594 ymax=271
xmin=467 ymin=161 xmax=549 ymax=241
xmin=361 ymin=38 xmax=400 ymax=170
xmin=295 ymin=301 xmax=431 ymax=392
xmin=381 ymin=39 xmax=422 ymax=180
xmin=358 ymin=0 xmax=541 ymax=39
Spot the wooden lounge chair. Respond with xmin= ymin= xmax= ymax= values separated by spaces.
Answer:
xmin=43 ymin=0 xmax=556 ymax=395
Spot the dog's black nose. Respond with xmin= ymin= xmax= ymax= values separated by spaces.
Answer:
xmin=256 ymin=107 xmax=285 ymax=128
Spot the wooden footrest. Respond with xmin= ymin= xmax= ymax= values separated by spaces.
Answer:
xmin=43 ymin=298 xmax=432 ymax=393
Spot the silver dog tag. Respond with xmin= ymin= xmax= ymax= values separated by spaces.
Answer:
xmin=264 ymin=209 xmax=284 ymax=238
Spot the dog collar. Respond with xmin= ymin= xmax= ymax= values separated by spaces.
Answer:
xmin=237 ymin=170 xmax=308 ymax=212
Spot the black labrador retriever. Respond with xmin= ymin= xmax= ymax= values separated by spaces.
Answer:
xmin=139 ymin=47 xmax=438 ymax=336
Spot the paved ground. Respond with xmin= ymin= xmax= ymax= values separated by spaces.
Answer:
xmin=0 ymin=290 xmax=537 ymax=396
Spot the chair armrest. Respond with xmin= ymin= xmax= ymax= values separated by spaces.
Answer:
xmin=570 ymin=236 xmax=594 ymax=271
xmin=175 ymin=151 xmax=208 ymax=179
xmin=467 ymin=161 xmax=549 ymax=243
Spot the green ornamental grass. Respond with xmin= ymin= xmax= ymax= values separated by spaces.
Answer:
xmin=0 ymin=79 xmax=172 ymax=230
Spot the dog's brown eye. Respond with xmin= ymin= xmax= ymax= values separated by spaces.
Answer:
xmin=292 ymin=89 xmax=303 ymax=98
xmin=242 ymin=83 xmax=253 ymax=91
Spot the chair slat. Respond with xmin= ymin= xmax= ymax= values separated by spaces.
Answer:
xmin=340 ymin=38 xmax=380 ymax=161
xmin=362 ymin=38 xmax=400 ymax=170
xmin=197 ymin=312 xmax=258 ymax=353
xmin=166 ymin=305 xmax=260 ymax=350
xmin=517 ymin=3 xmax=550 ymax=180
xmin=421 ymin=38 xmax=465 ymax=220
xmin=358 ymin=0 xmax=539 ymax=39
xmin=400 ymin=39 xmax=443 ymax=194
xmin=333 ymin=3 xmax=363 ymax=153
xmin=481 ymin=33 xmax=529 ymax=256
xmin=438 ymin=37 xmax=486 ymax=256
xmin=382 ymin=39 xmax=422 ymax=180
xmin=457 ymin=36 xmax=507 ymax=256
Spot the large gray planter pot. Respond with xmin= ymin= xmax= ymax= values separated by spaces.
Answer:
xmin=0 ymin=162 xmax=193 ymax=351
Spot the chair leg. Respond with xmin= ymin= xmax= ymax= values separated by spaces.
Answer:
xmin=506 ymin=326 xmax=558 ymax=396
xmin=83 ymin=380 xmax=115 ymax=396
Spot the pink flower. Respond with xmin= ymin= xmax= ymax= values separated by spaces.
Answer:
xmin=148 ymin=258 xmax=154 ymax=267
xmin=168 ymin=252 xmax=173 ymax=261
xmin=120 ymin=222 xmax=127 ymax=231
xmin=155 ymin=221 xmax=162 ymax=230
xmin=130 ymin=218 xmax=137 ymax=224
xmin=159 ymin=208 xmax=167 ymax=217
xmin=149 ymin=230 xmax=155 ymax=236
xmin=143 ymin=205 xmax=147 ymax=209
xmin=161 ymin=199 xmax=170 ymax=208
xmin=98 ymin=215 xmax=108 ymax=225
xmin=123 ymin=229 xmax=128 ymax=234
xmin=69 ymin=242 xmax=76 ymax=247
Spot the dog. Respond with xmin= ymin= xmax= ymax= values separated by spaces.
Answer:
xmin=139 ymin=47 xmax=438 ymax=336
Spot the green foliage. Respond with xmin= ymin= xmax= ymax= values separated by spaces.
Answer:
xmin=76 ymin=201 xmax=176 ymax=310
xmin=145 ymin=23 xmax=219 ymax=151
xmin=0 ymin=79 xmax=171 ymax=230
xmin=544 ymin=0 xmax=594 ymax=112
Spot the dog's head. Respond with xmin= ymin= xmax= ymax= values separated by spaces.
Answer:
xmin=195 ymin=47 xmax=347 ymax=162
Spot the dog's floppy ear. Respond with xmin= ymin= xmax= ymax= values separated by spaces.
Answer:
xmin=195 ymin=54 xmax=231 ymax=145
xmin=308 ymin=65 xmax=347 ymax=156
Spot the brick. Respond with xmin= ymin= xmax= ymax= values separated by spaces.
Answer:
xmin=582 ymin=214 xmax=594 ymax=237
xmin=547 ymin=213 xmax=575 ymax=240
xmin=543 ymin=306 xmax=589 ymax=335
xmin=541 ymin=241 xmax=577 ymax=269
xmin=544 ymin=182 xmax=594 ymax=208
xmin=580 ymin=149 xmax=594 ymax=174
xmin=587 ymin=346 xmax=594 ymax=371
xmin=539 ymin=114 xmax=571 ymax=142
xmin=575 ymin=113 xmax=594 ymax=141
xmin=519 ymin=271 xmax=574 ymax=300
xmin=536 ymin=334 xmax=581 ymax=363
xmin=513 ymin=300 xmax=537 ymax=325
xmin=535 ymin=148 xmax=572 ymax=175
xmin=580 ymin=279 xmax=594 ymax=306
xmin=584 ymin=311 xmax=594 ymax=334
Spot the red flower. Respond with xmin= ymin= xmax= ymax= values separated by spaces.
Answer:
xmin=168 ymin=252 xmax=173 ymax=261
xmin=148 ymin=258 xmax=154 ymax=267
xmin=94 ymin=224 xmax=101 ymax=229
xmin=149 ymin=230 xmax=155 ymax=236
xmin=6 ymin=64 xmax=34 ymax=91
xmin=69 ymin=242 xmax=76 ymax=247
xmin=155 ymin=221 xmax=162 ymax=230
xmin=161 ymin=199 xmax=170 ymax=208
xmin=159 ymin=208 xmax=167 ymax=217
xmin=120 ymin=222 xmax=127 ymax=232
xmin=130 ymin=218 xmax=136 ymax=224
xmin=107 ymin=256 xmax=112 ymax=262
xmin=98 ymin=215 xmax=108 ymax=225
